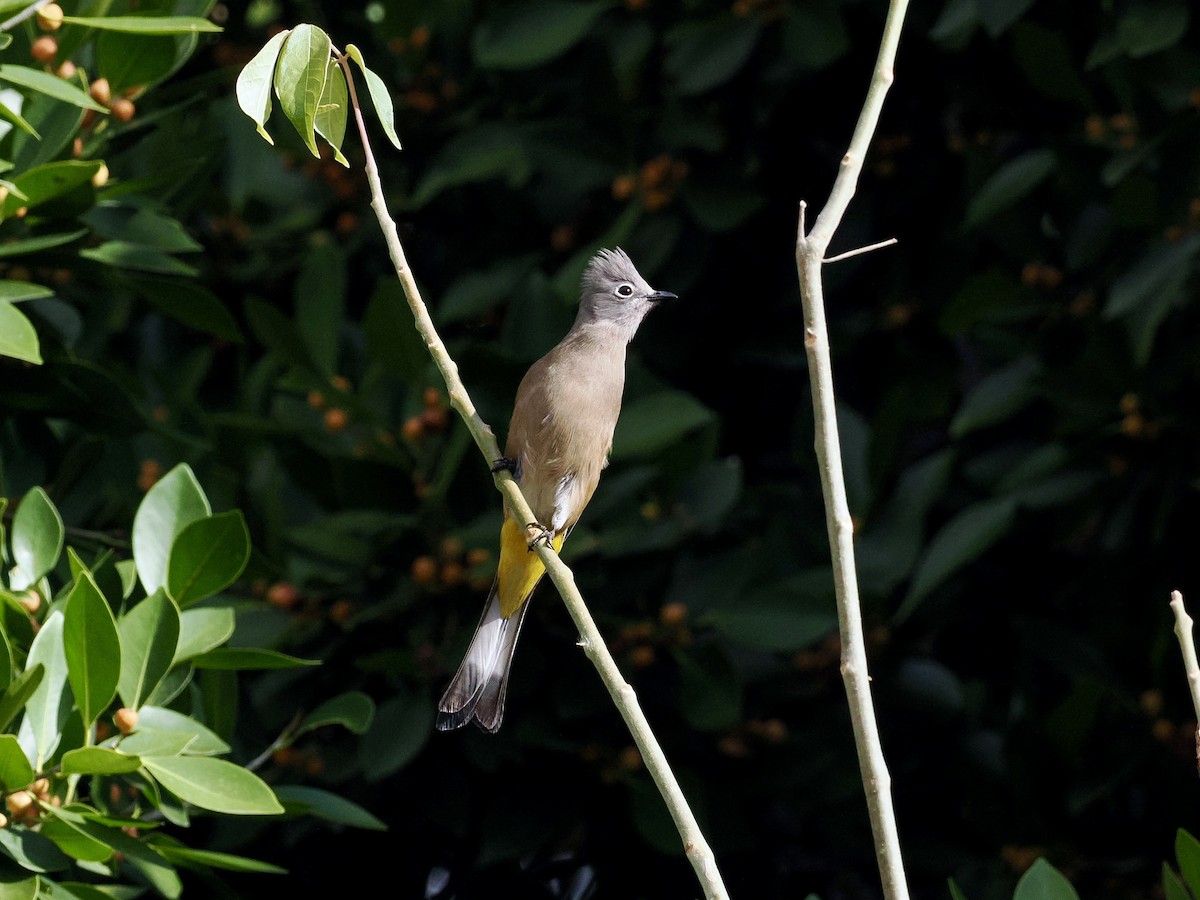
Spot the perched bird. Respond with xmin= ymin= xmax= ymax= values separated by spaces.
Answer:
xmin=437 ymin=248 xmax=676 ymax=732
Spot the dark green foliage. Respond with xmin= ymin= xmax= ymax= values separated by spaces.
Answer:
xmin=3 ymin=0 xmax=1200 ymax=898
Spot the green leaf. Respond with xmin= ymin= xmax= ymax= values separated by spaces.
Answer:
xmin=363 ymin=278 xmax=426 ymax=382
xmin=236 ymin=28 xmax=290 ymax=144
xmin=54 ymin=813 xmax=181 ymax=898
xmin=964 ymin=149 xmax=1056 ymax=228
xmin=275 ymin=785 xmax=387 ymax=830
xmin=294 ymin=239 xmax=345 ymax=376
xmin=0 ymin=825 xmax=72 ymax=873
xmin=611 ymin=391 xmax=715 ymax=458
xmin=174 ymin=607 xmax=235 ymax=663
xmin=948 ymin=877 xmax=970 ymax=900
xmin=665 ymin=16 xmax=761 ymax=95
xmin=296 ymin=691 xmax=375 ymax=738
xmin=79 ymin=241 xmax=198 ymax=276
xmin=165 ymin=510 xmax=250 ymax=607
xmin=313 ymin=57 xmax=348 ymax=166
xmin=0 ymin=665 xmax=44 ymax=733
xmin=1013 ymin=859 xmax=1080 ymax=900
xmin=699 ymin=570 xmax=837 ymax=652
xmin=1116 ymin=2 xmax=1189 ymax=57
xmin=133 ymin=706 xmax=230 ymax=756
xmin=117 ymin=729 xmax=195 ymax=758
xmin=0 ymin=160 xmax=102 ymax=221
xmin=1104 ymin=235 xmax=1200 ymax=319
xmin=0 ymin=100 xmax=37 ymax=139
xmin=60 ymin=746 xmax=141 ymax=775
xmin=276 ymin=23 xmax=331 ymax=158
xmin=117 ymin=590 xmax=180 ymax=710
xmin=96 ymin=30 xmax=184 ymax=93
xmin=473 ymin=1 xmax=609 ymax=69
xmin=58 ymin=15 xmax=223 ymax=34
xmin=950 ymin=357 xmax=1042 ymax=437
xmin=37 ymin=813 xmax=114 ymax=863
xmin=408 ymin=124 xmax=529 ymax=208
xmin=190 ymin=648 xmax=319 ymax=670
xmin=18 ymin=612 xmax=69 ymax=770
xmin=142 ymin=756 xmax=284 ymax=815
xmin=1176 ymin=828 xmax=1200 ymax=894
xmin=131 ymin=463 xmax=212 ymax=596
xmin=977 ymin=0 xmax=1036 ymax=36
xmin=0 ymin=66 xmax=107 ymax=112
xmin=126 ymin=276 xmax=243 ymax=342
xmin=0 ymin=301 xmax=41 ymax=365
xmin=10 ymin=92 xmax=84 ymax=171
xmin=898 ymin=497 xmax=1018 ymax=622
xmin=9 ymin=486 xmax=63 ymax=591
xmin=0 ymin=228 xmax=88 ymax=258
xmin=1163 ymin=862 xmax=1191 ymax=900
xmin=151 ymin=843 xmax=286 ymax=874
xmin=676 ymin=647 xmax=741 ymax=731
xmin=0 ymin=281 xmax=53 ymax=303
xmin=63 ymin=572 xmax=121 ymax=727
xmin=0 ymin=734 xmax=34 ymax=791
xmin=358 ymin=689 xmax=433 ymax=781
xmin=345 ymin=44 xmax=401 ymax=150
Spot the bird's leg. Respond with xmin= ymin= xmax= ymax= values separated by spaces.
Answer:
xmin=490 ymin=456 xmax=517 ymax=474
xmin=524 ymin=523 xmax=553 ymax=551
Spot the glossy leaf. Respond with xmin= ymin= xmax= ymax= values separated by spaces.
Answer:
xmin=190 ymin=648 xmax=319 ymax=670
xmin=295 ymin=691 xmax=375 ymax=738
xmin=0 ymin=664 xmax=44 ymax=733
xmin=151 ymin=844 xmax=287 ymax=874
xmin=1104 ymin=235 xmax=1200 ymax=319
xmin=165 ymin=510 xmax=250 ymax=607
xmin=964 ymin=149 xmax=1055 ymax=227
xmin=37 ymin=813 xmax=114 ymax=863
xmin=134 ymin=705 xmax=230 ymax=756
xmin=60 ymin=746 xmax=142 ymax=775
xmin=131 ymin=463 xmax=211 ymax=596
xmin=0 ymin=228 xmax=88 ymax=258
xmin=18 ymin=612 xmax=69 ymax=769
xmin=174 ymin=607 xmax=235 ymax=663
xmin=0 ymin=66 xmax=107 ymax=112
xmin=276 ymin=23 xmax=331 ymax=158
xmin=949 ymin=357 xmax=1042 ymax=437
xmin=79 ymin=241 xmax=198 ymax=276
xmin=0 ymin=826 xmax=72 ymax=873
xmin=313 ymin=57 xmax=348 ymax=166
xmin=0 ymin=160 xmax=102 ymax=221
xmin=358 ymin=689 xmax=433 ymax=781
xmin=1176 ymin=828 xmax=1200 ymax=894
xmin=63 ymin=572 xmax=121 ymax=727
xmin=345 ymin=44 xmax=401 ymax=149
xmin=275 ymin=785 xmax=387 ymax=830
xmin=665 ymin=16 xmax=761 ymax=96
xmin=0 ymin=733 xmax=34 ymax=791
xmin=1164 ymin=863 xmax=1191 ymax=900
xmin=0 ymin=302 xmax=40 ymax=365
xmin=142 ymin=756 xmax=284 ymax=815
xmin=9 ymin=486 xmax=63 ymax=591
xmin=1115 ymin=2 xmax=1189 ymax=57
xmin=294 ymin=239 xmax=346 ymax=376
xmin=126 ymin=277 xmax=243 ymax=342
xmin=898 ymin=498 xmax=1018 ymax=621
xmin=58 ymin=15 xmax=223 ymax=33
xmin=699 ymin=570 xmax=837 ymax=652
xmin=611 ymin=391 xmax=715 ymax=458
xmin=1013 ymin=859 xmax=1080 ymax=900
xmin=236 ymin=28 xmax=289 ymax=144
xmin=473 ymin=1 xmax=608 ymax=69
xmin=117 ymin=590 xmax=180 ymax=710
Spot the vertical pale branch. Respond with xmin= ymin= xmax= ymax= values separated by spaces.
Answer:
xmin=334 ymin=54 xmax=729 ymax=900
xmin=1169 ymin=591 xmax=1200 ymax=772
xmin=794 ymin=2 xmax=911 ymax=899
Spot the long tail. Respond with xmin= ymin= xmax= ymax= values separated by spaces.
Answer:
xmin=435 ymin=581 xmax=531 ymax=733
xmin=437 ymin=518 xmax=565 ymax=733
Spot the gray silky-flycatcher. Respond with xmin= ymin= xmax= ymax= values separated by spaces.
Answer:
xmin=437 ymin=248 xmax=676 ymax=732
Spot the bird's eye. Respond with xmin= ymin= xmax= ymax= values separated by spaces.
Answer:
xmin=614 ymin=283 xmax=634 ymax=298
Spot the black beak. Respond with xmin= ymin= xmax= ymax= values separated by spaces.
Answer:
xmin=647 ymin=290 xmax=677 ymax=303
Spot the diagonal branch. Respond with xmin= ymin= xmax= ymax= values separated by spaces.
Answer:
xmin=333 ymin=51 xmax=729 ymax=900
xmin=794 ymin=2 xmax=912 ymax=899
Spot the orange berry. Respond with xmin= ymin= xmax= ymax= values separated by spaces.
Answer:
xmin=114 ymin=707 xmax=138 ymax=735
xmin=1083 ymin=114 xmax=1106 ymax=141
xmin=440 ymin=562 xmax=465 ymax=586
xmin=330 ymin=374 xmax=351 ymax=392
xmin=611 ymin=174 xmax=637 ymax=200
xmin=1119 ymin=392 xmax=1139 ymax=415
xmin=1151 ymin=718 xmax=1176 ymax=743
xmin=440 ymin=535 xmax=464 ymax=559
xmin=421 ymin=406 xmax=449 ymax=431
xmin=0 ymin=813 xmax=8 ymax=828
xmin=56 ymin=60 xmax=75 ymax=79
xmin=30 ymin=778 xmax=50 ymax=799
xmin=410 ymin=25 xmax=431 ymax=49
xmin=110 ymin=98 xmax=135 ymax=122
xmin=323 ymin=407 xmax=349 ymax=432
xmin=36 ymin=3 xmax=64 ymax=30
xmin=550 ymin=224 xmax=575 ymax=252
xmin=659 ymin=602 xmax=687 ymax=627
xmin=1190 ymin=87 xmax=1200 ymax=109
xmin=18 ymin=589 xmax=41 ymax=613
xmin=466 ymin=548 xmax=490 ymax=566
xmin=617 ymin=746 xmax=642 ymax=771
xmin=89 ymin=78 xmax=111 ymax=106
xmin=266 ymin=582 xmax=299 ymax=609
xmin=402 ymin=416 xmax=424 ymax=442
xmin=1020 ymin=262 xmax=1042 ymax=286
xmin=640 ymin=501 xmax=660 ymax=520
xmin=758 ymin=719 xmax=788 ymax=744
xmin=1165 ymin=224 xmax=1185 ymax=242
xmin=94 ymin=721 xmax=111 ymax=741
xmin=411 ymin=555 xmax=437 ymax=584
xmin=1109 ymin=112 xmax=1135 ymax=133
xmin=422 ymin=386 xmax=442 ymax=408
xmin=137 ymin=459 xmax=162 ymax=492
xmin=716 ymin=734 xmax=750 ymax=758
xmin=307 ymin=389 xmax=327 ymax=410
xmin=1139 ymin=689 xmax=1164 ymax=717
xmin=629 ymin=645 xmax=656 ymax=668
xmin=642 ymin=188 xmax=672 ymax=212
xmin=329 ymin=599 xmax=353 ymax=623
xmin=30 ymin=35 xmax=57 ymax=63
xmin=92 ymin=164 xmax=109 ymax=188
xmin=303 ymin=754 xmax=326 ymax=776
xmin=5 ymin=792 xmax=33 ymax=818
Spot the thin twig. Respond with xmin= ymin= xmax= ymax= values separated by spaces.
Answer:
xmin=794 ymin=2 xmax=912 ymax=899
xmin=332 ymin=50 xmax=729 ymax=900
xmin=0 ymin=0 xmax=53 ymax=32
xmin=824 ymin=237 xmax=898 ymax=263
xmin=1170 ymin=591 xmax=1200 ymax=769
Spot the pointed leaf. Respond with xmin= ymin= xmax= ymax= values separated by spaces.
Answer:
xmin=314 ymin=57 xmax=348 ymax=166
xmin=18 ymin=611 xmax=70 ymax=770
xmin=1013 ymin=859 xmax=1080 ymax=900
xmin=1165 ymin=863 xmax=1191 ymax=900
xmin=38 ymin=814 xmax=114 ymax=863
xmin=296 ymin=691 xmax=375 ymax=737
xmin=0 ymin=734 xmax=34 ymax=790
xmin=131 ymin=463 xmax=211 ymax=595
xmin=9 ymin=487 xmax=62 ymax=591
xmin=473 ymin=1 xmax=609 ymax=69
xmin=142 ymin=756 xmax=284 ymax=815
xmin=60 ymin=746 xmax=141 ymax=775
xmin=0 ymin=301 xmax=41 ymax=365
xmin=0 ymin=826 xmax=71 ymax=873
xmin=275 ymin=785 xmax=387 ymax=830
xmin=950 ymin=357 xmax=1042 ymax=437
xmin=0 ymin=664 xmax=44 ymax=733
xmin=63 ymin=572 xmax=121 ymax=727
xmin=0 ymin=65 xmax=108 ymax=112
xmin=58 ymin=15 xmax=222 ymax=34
xmin=151 ymin=844 xmax=286 ymax=874
xmin=1104 ymin=234 xmax=1200 ymax=319
xmin=165 ymin=510 xmax=250 ymax=607
xmin=964 ymin=149 xmax=1056 ymax=228
xmin=275 ymin=24 xmax=331 ymax=158
xmin=0 ymin=99 xmax=38 ymax=139
xmin=191 ymin=648 xmax=319 ymax=670
xmin=133 ymin=706 xmax=230 ymax=756
xmin=174 ymin=607 xmax=235 ymax=663
xmin=1176 ymin=828 xmax=1200 ymax=894
xmin=236 ymin=28 xmax=289 ymax=144
xmin=0 ymin=160 xmax=103 ymax=220
xmin=346 ymin=44 xmax=401 ymax=150
xmin=117 ymin=590 xmax=180 ymax=710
